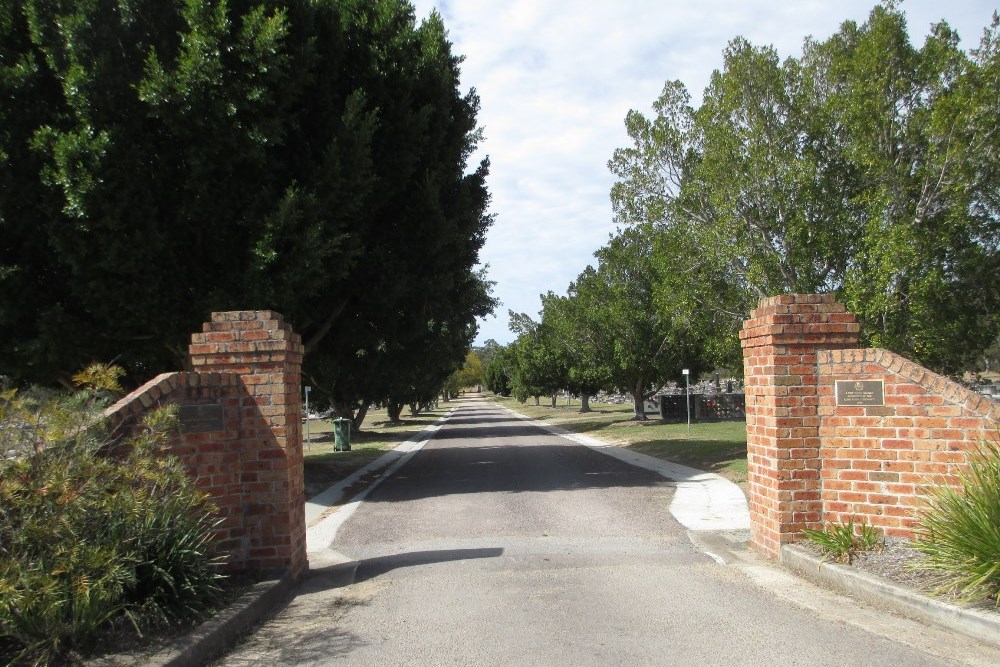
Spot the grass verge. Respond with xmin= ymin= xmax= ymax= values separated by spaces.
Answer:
xmin=301 ymin=404 xmax=452 ymax=498
xmin=491 ymin=395 xmax=749 ymax=493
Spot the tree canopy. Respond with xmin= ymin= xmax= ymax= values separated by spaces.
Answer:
xmin=496 ymin=225 xmax=709 ymax=419
xmin=0 ymin=0 xmax=493 ymax=416
xmin=568 ymin=226 xmax=707 ymax=419
xmin=609 ymin=2 xmax=1000 ymax=373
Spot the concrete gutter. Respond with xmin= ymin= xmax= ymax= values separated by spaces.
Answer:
xmin=139 ymin=574 xmax=296 ymax=667
xmin=306 ymin=408 xmax=455 ymax=553
xmin=781 ymin=543 xmax=1000 ymax=651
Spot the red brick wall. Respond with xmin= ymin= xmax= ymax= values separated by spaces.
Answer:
xmin=106 ymin=372 xmax=247 ymax=567
xmin=740 ymin=294 xmax=860 ymax=557
xmin=741 ymin=294 xmax=998 ymax=559
xmin=104 ymin=311 xmax=306 ymax=578
xmin=818 ymin=348 xmax=999 ymax=537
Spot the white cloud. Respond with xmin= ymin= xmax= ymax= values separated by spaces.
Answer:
xmin=410 ymin=0 xmax=997 ymax=345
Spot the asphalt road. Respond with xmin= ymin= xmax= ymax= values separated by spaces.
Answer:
xmin=219 ymin=399 xmax=1000 ymax=666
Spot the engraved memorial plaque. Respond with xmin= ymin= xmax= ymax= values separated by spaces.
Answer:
xmin=178 ymin=403 xmax=225 ymax=433
xmin=835 ymin=380 xmax=884 ymax=407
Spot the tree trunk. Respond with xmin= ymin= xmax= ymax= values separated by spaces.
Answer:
xmin=387 ymin=400 xmax=404 ymax=423
xmin=409 ymin=402 xmax=420 ymax=416
xmin=351 ymin=401 xmax=370 ymax=432
xmin=579 ymin=393 xmax=592 ymax=413
xmin=442 ymin=391 xmax=450 ymax=403
xmin=632 ymin=383 xmax=648 ymax=421
xmin=534 ymin=395 xmax=540 ymax=406
xmin=332 ymin=400 xmax=351 ymax=421
xmin=551 ymin=393 xmax=557 ymax=408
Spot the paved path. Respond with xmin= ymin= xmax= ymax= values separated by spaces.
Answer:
xmin=220 ymin=399 xmax=999 ymax=666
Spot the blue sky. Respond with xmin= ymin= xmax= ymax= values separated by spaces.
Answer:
xmin=408 ymin=0 xmax=999 ymax=346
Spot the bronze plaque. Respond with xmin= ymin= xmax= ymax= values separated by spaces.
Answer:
xmin=178 ymin=403 xmax=225 ymax=433
xmin=835 ymin=380 xmax=884 ymax=406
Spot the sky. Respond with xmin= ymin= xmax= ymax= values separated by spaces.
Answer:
xmin=408 ymin=0 xmax=998 ymax=346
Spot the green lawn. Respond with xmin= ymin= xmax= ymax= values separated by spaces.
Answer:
xmin=491 ymin=395 xmax=749 ymax=492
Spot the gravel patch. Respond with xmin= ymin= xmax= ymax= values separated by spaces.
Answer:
xmin=800 ymin=536 xmax=1000 ymax=613
xmin=850 ymin=537 xmax=940 ymax=591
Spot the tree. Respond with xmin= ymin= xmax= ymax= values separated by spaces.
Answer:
xmin=811 ymin=6 xmax=999 ymax=371
xmin=456 ymin=349 xmax=484 ymax=390
xmin=572 ymin=226 xmax=707 ymax=420
xmin=0 ymin=1 xmax=494 ymax=419
xmin=538 ymin=291 xmax=611 ymax=412
xmin=609 ymin=3 xmax=1000 ymax=374
xmin=483 ymin=345 xmax=513 ymax=396
xmin=507 ymin=312 xmax=568 ymax=406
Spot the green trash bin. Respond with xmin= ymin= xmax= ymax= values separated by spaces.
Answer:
xmin=333 ymin=418 xmax=351 ymax=452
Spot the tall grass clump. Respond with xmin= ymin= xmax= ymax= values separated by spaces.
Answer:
xmin=801 ymin=517 xmax=884 ymax=564
xmin=912 ymin=431 xmax=1000 ymax=606
xmin=0 ymin=366 xmax=224 ymax=665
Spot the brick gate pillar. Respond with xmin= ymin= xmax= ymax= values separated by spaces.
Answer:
xmin=739 ymin=294 xmax=860 ymax=557
xmin=189 ymin=311 xmax=307 ymax=577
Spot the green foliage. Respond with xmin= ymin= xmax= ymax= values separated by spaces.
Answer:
xmin=567 ymin=226 xmax=708 ymax=419
xmin=538 ymin=291 xmax=612 ymax=404
xmin=0 ymin=373 xmax=223 ymax=665
xmin=455 ymin=350 xmax=484 ymax=390
xmin=609 ymin=3 xmax=1000 ymax=373
xmin=505 ymin=224 xmax=711 ymax=417
xmin=801 ymin=517 xmax=884 ymax=564
xmin=506 ymin=312 xmax=569 ymax=404
xmin=912 ymin=433 xmax=1000 ymax=605
xmin=483 ymin=345 xmax=513 ymax=397
xmin=1 ymin=1 xmax=494 ymax=414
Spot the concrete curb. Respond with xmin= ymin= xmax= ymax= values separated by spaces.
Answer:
xmin=781 ymin=543 xmax=1000 ymax=650
xmin=305 ymin=408 xmax=455 ymax=554
xmin=304 ymin=407 xmax=456 ymax=526
xmin=139 ymin=574 xmax=297 ymax=667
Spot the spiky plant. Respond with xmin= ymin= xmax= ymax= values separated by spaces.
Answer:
xmin=801 ymin=517 xmax=885 ymax=564
xmin=912 ymin=432 xmax=1000 ymax=605
xmin=0 ymin=367 xmax=224 ymax=665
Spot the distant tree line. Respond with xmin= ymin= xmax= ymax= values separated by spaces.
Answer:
xmin=0 ymin=0 xmax=495 ymax=428
xmin=488 ymin=3 xmax=1000 ymax=417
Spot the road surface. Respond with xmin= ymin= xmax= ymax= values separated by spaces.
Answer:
xmin=219 ymin=399 xmax=999 ymax=666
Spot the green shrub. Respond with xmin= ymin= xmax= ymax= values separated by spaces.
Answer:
xmin=801 ymin=517 xmax=884 ymax=564
xmin=912 ymin=432 xmax=1000 ymax=605
xmin=0 ymin=368 xmax=224 ymax=665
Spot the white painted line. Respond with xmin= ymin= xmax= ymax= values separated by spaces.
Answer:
xmin=503 ymin=406 xmax=750 ymax=532
xmin=305 ymin=408 xmax=456 ymax=554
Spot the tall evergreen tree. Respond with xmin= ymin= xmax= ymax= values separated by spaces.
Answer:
xmin=0 ymin=1 xmax=494 ymax=409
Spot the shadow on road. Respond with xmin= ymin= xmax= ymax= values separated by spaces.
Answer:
xmin=231 ymin=548 xmax=505 ymax=662
xmin=365 ymin=437 xmax=671 ymax=503
xmin=441 ymin=415 xmax=513 ymax=426
xmin=431 ymin=423 xmax=555 ymax=440
xmin=351 ymin=547 xmax=505 ymax=583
